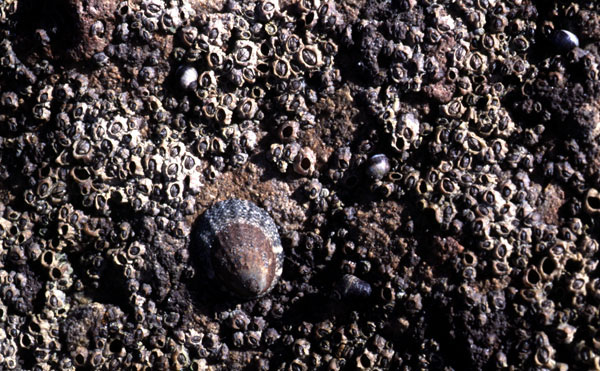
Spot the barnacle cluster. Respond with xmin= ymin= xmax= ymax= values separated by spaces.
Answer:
xmin=2 ymin=0 xmax=600 ymax=369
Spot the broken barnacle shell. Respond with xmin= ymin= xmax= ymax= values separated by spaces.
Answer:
xmin=1 ymin=91 xmax=19 ymax=110
xmin=293 ymin=147 xmax=316 ymax=176
xmin=278 ymin=121 xmax=299 ymax=143
xmin=206 ymin=45 xmax=226 ymax=70
xmin=373 ymin=181 xmax=396 ymax=198
xmin=334 ymin=147 xmax=352 ymax=170
xmin=584 ymin=188 xmax=600 ymax=215
xmin=355 ymin=349 xmax=377 ymax=370
xmin=215 ymin=106 xmax=233 ymax=126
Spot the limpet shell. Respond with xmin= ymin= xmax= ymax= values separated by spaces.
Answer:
xmin=195 ymin=199 xmax=284 ymax=298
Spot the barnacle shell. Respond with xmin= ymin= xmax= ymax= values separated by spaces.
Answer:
xmin=194 ymin=199 xmax=284 ymax=299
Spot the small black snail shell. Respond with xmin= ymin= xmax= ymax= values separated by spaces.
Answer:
xmin=366 ymin=154 xmax=391 ymax=180
xmin=195 ymin=199 xmax=284 ymax=299
xmin=176 ymin=65 xmax=198 ymax=90
xmin=335 ymin=274 xmax=372 ymax=299
xmin=551 ymin=30 xmax=579 ymax=53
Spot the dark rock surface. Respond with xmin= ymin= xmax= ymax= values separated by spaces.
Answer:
xmin=1 ymin=0 xmax=600 ymax=369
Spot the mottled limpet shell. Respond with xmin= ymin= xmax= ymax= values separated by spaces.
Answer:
xmin=195 ymin=199 xmax=284 ymax=299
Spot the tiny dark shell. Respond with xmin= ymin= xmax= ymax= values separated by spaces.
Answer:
xmin=176 ymin=65 xmax=198 ymax=90
xmin=336 ymin=274 xmax=372 ymax=299
xmin=551 ymin=30 xmax=579 ymax=53
xmin=195 ymin=199 xmax=284 ymax=298
xmin=366 ymin=154 xmax=391 ymax=180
